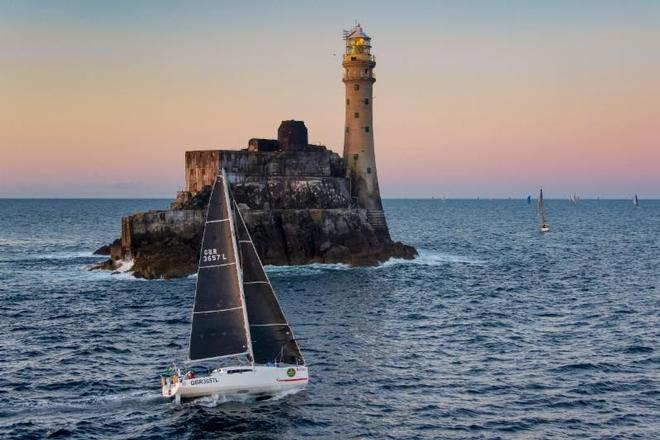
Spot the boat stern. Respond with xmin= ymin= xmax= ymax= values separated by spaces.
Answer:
xmin=161 ymin=376 xmax=181 ymax=399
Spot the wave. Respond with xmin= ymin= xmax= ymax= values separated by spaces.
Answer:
xmin=0 ymin=251 xmax=100 ymax=263
xmin=264 ymin=249 xmax=485 ymax=277
xmin=384 ymin=249 xmax=487 ymax=267
xmin=112 ymin=258 xmax=134 ymax=274
xmin=79 ymin=259 xmax=165 ymax=282
xmin=265 ymin=262 xmax=351 ymax=276
xmin=15 ymin=248 xmax=484 ymax=281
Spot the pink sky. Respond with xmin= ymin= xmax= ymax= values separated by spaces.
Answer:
xmin=1 ymin=1 xmax=659 ymax=198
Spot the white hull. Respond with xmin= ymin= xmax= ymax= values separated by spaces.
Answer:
xmin=162 ymin=365 xmax=308 ymax=401
xmin=540 ymin=226 xmax=550 ymax=233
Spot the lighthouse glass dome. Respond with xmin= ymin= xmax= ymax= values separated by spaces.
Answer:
xmin=344 ymin=24 xmax=374 ymax=62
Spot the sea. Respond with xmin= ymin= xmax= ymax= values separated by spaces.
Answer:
xmin=0 ymin=198 xmax=659 ymax=439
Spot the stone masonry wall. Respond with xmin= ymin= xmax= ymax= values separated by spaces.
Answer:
xmin=185 ymin=150 xmax=347 ymax=195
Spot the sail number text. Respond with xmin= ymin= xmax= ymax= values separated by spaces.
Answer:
xmin=203 ymin=248 xmax=228 ymax=262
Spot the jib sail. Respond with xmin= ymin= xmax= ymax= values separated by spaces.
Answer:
xmin=235 ymin=202 xmax=305 ymax=366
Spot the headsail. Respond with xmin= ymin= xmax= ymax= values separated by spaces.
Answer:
xmin=188 ymin=170 xmax=252 ymax=363
xmin=234 ymin=202 xmax=305 ymax=365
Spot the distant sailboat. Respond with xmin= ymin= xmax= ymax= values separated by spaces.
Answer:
xmin=527 ymin=195 xmax=532 ymax=205
xmin=160 ymin=169 xmax=308 ymax=402
xmin=569 ymin=193 xmax=579 ymax=203
xmin=539 ymin=188 xmax=550 ymax=233
xmin=633 ymin=194 xmax=640 ymax=207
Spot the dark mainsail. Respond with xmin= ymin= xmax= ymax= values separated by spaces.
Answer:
xmin=188 ymin=171 xmax=252 ymax=362
xmin=235 ymin=203 xmax=305 ymax=365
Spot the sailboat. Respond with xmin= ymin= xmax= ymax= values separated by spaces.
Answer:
xmin=633 ymin=194 xmax=640 ymax=207
xmin=538 ymin=188 xmax=550 ymax=233
xmin=161 ymin=169 xmax=308 ymax=402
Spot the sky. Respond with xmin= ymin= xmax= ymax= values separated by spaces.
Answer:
xmin=1 ymin=0 xmax=659 ymax=198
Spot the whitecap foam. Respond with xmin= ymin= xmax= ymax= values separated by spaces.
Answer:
xmin=112 ymin=258 xmax=134 ymax=274
xmin=379 ymin=249 xmax=486 ymax=268
xmin=265 ymin=262 xmax=351 ymax=277
xmin=262 ymin=249 xmax=485 ymax=276
xmin=76 ymin=266 xmax=152 ymax=282
xmin=79 ymin=259 xmax=168 ymax=282
xmin=0 ymin=251 xmax=100 ymax=262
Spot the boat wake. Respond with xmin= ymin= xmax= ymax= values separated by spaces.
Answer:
xmin=3 ymin=389 xmax=159 ymax=417
xmin=188 ymin=388 xmax=305 ymax=408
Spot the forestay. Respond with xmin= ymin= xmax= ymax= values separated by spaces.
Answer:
xmin=188 ymin=171 xmax=252 ymax=362
xmin=235 ymin=202 xmax=305 ymax=365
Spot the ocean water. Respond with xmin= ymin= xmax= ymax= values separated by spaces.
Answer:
xmin=1 ymin=198 xmax=659 ymax=439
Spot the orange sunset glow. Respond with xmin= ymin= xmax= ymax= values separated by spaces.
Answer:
xmin=1 ymin=1 xmax=658 ymax=198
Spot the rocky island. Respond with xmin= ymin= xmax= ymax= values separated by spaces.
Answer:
xmin=93 ymin=24 xmax=417 ymax=278
xmin=93 ymin=121 xmax=416 ymax=279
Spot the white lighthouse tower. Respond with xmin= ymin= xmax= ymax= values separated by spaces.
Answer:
xmin=342 ymin=23 xmax=389 ymax=237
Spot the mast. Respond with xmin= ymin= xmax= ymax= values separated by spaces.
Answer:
xmin=224 ymin=169 xmax=255 ymax=366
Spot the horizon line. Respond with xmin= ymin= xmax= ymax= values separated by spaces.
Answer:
xmin=1 ymin=197 xmax=657 ymax=201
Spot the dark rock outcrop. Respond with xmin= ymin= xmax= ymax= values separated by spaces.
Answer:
xmin=92 ymin=149 xmax=416 ymax=279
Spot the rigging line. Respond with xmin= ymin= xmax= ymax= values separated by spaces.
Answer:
xmin=206 ymin=218 xmax=230 ymax=224
xmin=243 ymin=281 xmax=269 ymax=285
xmin=250 ymin=323 xmax=288 ymax=327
